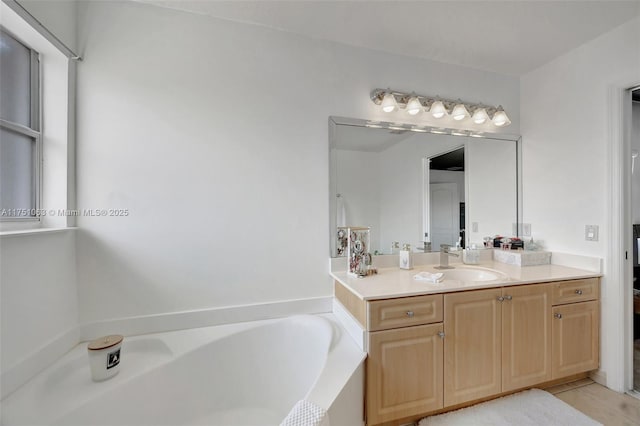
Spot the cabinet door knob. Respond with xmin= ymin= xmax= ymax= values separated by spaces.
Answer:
xmin=438 ymin=331 xmax=445 ymax=339
xmin=575 ymin=289 xmax=583 ymax=295
xmin=497 ymin=296 xmax=505 ymax=302
xmin=554 ymin=313 xmax=562 ymax=319
xmin=504 ymin=295 xmax=512 ymax=301
xmin=406 ymin=311 xmax=414 ymax=318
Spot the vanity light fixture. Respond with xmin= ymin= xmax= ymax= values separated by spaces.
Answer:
xmin=430 ymin=128 xmax=449 ymax=135
xmin=406 ymin=94 xmax=423 ymax=115
xmin=492 ymin=106 xmax=511 ymax=127
xmin=370 ymin=88 xmax=511 ymax=128
xmin=365 ymin=121 xmax=383 ymax=128
xmin=410 ymin=126 xmax=429 ymax=132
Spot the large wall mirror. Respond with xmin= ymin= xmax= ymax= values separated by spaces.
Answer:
xmin=329 ymin=116 xmax=522 ymax=257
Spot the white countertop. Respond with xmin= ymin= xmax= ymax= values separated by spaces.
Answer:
xmin=330 ymin=261 xmax=601 ymax=301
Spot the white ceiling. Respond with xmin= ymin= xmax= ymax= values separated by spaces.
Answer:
xmin=136 ymin=0 xmax=640 ymax=75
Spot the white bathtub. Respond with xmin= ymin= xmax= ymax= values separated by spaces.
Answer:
xmin=1 ymin=314 xmax=365 ymax=426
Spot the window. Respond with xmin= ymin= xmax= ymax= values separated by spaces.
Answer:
xmin=0 ymin=29 xmax=40 ymax=220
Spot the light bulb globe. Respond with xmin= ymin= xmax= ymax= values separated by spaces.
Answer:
xmin=492 ymin=109 xmax=511 ymax=127
xmin=472 ymin=108 xmax=489 ymax=124
xmin=451 ymin=103 xmax=470 ymax=121
xmin=381 ymin=92 xmax=398 ymax=113
xmin=406 ymin=96 xmax=422 ymax=115
xmin=430 ymin=100 xmax=447 ymax=119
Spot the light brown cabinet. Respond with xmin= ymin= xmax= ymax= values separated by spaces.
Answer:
xmin=551 ymin=278 xmax=599 ymax=379
xmin=444 ymin=284 xmax=553 ymax=406
xmin=502 ymin=283 xmax=553 ymax=391
xmin=334 ymin=277 xmax=599 ymax=426
xmin=367 ymin=323 xmax=444 ymax=425
xmin=443 ymin=288 xmax=503 ymax=406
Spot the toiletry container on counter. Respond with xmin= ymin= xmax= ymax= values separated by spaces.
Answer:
xmin=399 ymin=244 xmax=413 ymax=269
xmin=87 ymin=334 xmax=123 ymax=381
xmin=462 ymin=244 xmax=480 ymax=264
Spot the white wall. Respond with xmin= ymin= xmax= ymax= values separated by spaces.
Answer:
xmin=521 ymin=18 xmax=639 ymax=255
xmin=520 ymin=17 xmax=640 ymax=390
xmin=335 ymin=150 xmax=381 ymax=251
xmin=75 ymin=1 xmax=520 ymax=324
xmin=0 ymin=1 xmax=78 ymax=395
xmin=467 ymin=139 xmax=518 ymax=243
xmin=0 ymin=232 xmax=78 ymax=374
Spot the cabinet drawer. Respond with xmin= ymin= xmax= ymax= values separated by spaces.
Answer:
xmin=551 ymin=278 xmax=599 ymax=305
xmin=368 ymin=294 xmax=443 ymax=331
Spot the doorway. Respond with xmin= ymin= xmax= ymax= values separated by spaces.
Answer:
xmin=427 ymin=147 xmax=465 ymax=250
xmin=631 ymin=87 xmax=640 ymax=393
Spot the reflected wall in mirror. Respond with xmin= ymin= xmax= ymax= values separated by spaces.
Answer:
xmin=329 ymin=117 xmax=521 ymax=257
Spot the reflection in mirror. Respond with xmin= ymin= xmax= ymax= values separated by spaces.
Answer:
xmin=329 ymin=117 xmax=521 ymax=257
xmin=429 ymin=147 xmax=465 ymax=252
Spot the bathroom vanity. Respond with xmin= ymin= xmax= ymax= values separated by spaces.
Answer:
xmin=331 ymin=262 xmax=601 ymax=426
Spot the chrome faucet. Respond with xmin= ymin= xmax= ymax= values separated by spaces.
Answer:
xmin=435 ymin=244 xmax=459 ymax=269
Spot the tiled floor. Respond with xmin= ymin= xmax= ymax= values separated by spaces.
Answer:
xmin=546 ymin=379 xmax=640 ymax=426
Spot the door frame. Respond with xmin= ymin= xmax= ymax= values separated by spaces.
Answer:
xmin=607 ymin=81 xmax=640 ymax=393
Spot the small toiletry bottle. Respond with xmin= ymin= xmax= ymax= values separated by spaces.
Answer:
xmin=399 ymin=244 xmax=413 ymax=270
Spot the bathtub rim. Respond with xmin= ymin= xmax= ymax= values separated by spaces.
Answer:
xmin=1 ymin=313 xmax=366 ymax=426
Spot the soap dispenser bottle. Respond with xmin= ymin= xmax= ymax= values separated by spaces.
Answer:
xmin=399 ymin=244 xmax=413 ymax=270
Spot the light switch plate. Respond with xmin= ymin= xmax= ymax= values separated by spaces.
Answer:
xmin=522 ymin=223 xmax=531 ymax=237
xmin=585 ymin=225 xmax=599 ymax=241
xmin=472 ymin=222 xmax=478 ymax=232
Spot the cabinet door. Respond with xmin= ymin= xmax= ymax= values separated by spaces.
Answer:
xmin=552 ymin=301 xmax=599 ymax=378
xmin=444 ymin=288 xmax=502 ymax=406
xmin=502 ymin=284 xmax=552 ymax=391
xmin=367 ymin=323 xmax=443 ymax=425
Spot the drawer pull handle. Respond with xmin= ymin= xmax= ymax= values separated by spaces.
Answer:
xmin=406 ymin=311 xmax=414 ymax=318
xmin=497 ymin=296 xmax=505 ymax=302
xmin=438 ymin=331 xmax=445 ymax=339
xmin=575 ymin=289 xmax=583 ymax=295
xmin=504 ymin=295 xmax=512 ymax=301
xmin=554 ymin=313 xmax=562 ymax=319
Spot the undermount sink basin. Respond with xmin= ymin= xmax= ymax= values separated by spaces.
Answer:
xmin=439 ymin=267 xmax=508 ymax=282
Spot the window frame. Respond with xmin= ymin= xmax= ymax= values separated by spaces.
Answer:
xmin=0 ymin=28 xmax=42 ymax=222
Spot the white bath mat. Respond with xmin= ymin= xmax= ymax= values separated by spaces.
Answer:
xmin=418 ymin=389 xmax=602 ymax=426
xmin=280 ymin=400 xmax=330 ymax=426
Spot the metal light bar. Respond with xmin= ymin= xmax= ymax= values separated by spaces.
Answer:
xmin=370 ymin=88 xmax=511 ymax=127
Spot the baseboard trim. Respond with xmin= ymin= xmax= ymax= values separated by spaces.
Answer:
xmin=1 ymin=297 xmax=332 ymax=400
xmin=589 ymin=369 xmax=607 ymax=386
